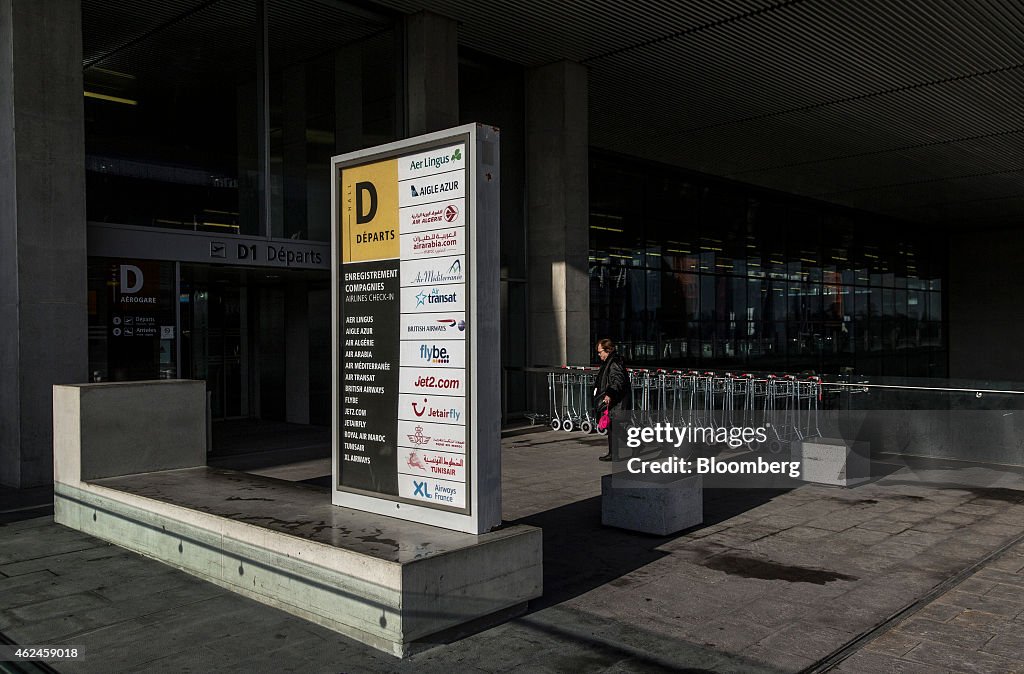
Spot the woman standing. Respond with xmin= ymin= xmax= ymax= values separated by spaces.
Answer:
xmin=593 ymin=338 xmax=631 ymax=461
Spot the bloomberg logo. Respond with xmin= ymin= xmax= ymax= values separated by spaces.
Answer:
xmin=419 ymin=344 xmax=450 ymax=364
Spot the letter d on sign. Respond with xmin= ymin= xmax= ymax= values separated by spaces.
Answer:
xmin=355 ymin=182 xmax=377 ymax=224
xmin=120 ymin=265 xmax=143 ymax=294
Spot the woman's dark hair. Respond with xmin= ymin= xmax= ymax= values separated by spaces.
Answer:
xmin=596 ymin=338 xmax=616 ymax=353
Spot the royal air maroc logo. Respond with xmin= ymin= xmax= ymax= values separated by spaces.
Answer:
xmin=408 ymin=426 xmax=431 ymax=445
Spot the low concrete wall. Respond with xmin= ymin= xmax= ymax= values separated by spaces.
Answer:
xmin=53 ymin=380 xmax=206 ymax=483
xmin=52 ymin=380 xmax=543 ymax=657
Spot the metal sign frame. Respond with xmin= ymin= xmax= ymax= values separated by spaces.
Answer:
xmin=330 ymin=124 xmax=501 ymax=534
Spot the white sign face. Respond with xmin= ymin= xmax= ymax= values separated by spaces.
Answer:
xmin=400 ymin=256 xmax=465 ymax=287
xmin=397 ymin=419 xmax=467 ymax=454
xmin=398 ymin=393 xmax=466 ymax=425
xmin=333 ymin=124 xmax=499 ymax=534
xmin=399 ymin=341 xmax=466 ymax=368
xmin=400 ymin=284 xmax=466 ymax=313
xmin=400 ymin=227 xmax=466 ymax=259
xmin=399 ymin=312 xmax=467 ymax=340
xmin=399 ymin=198 xmax=465 ymax=234
xmin=397 ymin=473 xmax=467 ymax=509
xmin=398 ymin=169 xmax=466 ymax=209
xmin=397 ymin=367 xmax=465 ymax=394
xmin=396 ymin=447 xmax=467 ymax=482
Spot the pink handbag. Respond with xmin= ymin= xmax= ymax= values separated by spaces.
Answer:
xmin=597 ymin=408 xmax=610 ymax=430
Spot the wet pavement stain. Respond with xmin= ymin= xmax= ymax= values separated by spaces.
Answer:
xmin=701 ymin=553 xmax=858 ymax=584
xmin=225 ymin=496 xmax=276 ymax=502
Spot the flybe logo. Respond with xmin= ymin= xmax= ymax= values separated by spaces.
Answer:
xmin=419 ymin=344 xmax=450 ymax=364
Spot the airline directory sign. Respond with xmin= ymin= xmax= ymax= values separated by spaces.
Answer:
xmin=331 ymin=125 xmax=501 ymax=534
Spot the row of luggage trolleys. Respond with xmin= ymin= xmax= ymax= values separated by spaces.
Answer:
xmin=527 ymin=367 xmax=825 ymax=451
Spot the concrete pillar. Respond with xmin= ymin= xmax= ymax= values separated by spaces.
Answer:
xmin=525 ymin=61 xmax=590 ymax=367
xmin=405 ymin=11 xmax=459 ymax=136
xmin=0 ymin=0 xmax=88 ymax=487
xmin=282 ymin=64 xmax=307 ymax=239
xmin=948 ymin=230 xmax=1024 ymax=381
xmin=334 ymin=43 xmax=364 ymax=154
xmin=285 ymin=280 xmax=310 ymax=424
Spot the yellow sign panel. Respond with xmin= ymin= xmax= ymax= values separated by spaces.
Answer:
xmin=340 ymin=159 xmax=399 ymax=262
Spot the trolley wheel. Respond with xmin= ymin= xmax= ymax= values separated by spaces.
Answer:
xmin=550 ymin=419 xmax=562 ymax=431
xmin=597 ymin=425 xmax=608 ymax=436
xmin=580 ymin=420 xmax=593 ymax=434
xmin=561 ymin=419 xmax=576 ymax=432
xmin=768 ymin=440 xmax=785 ymax=454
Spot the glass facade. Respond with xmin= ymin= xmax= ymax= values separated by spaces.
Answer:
xmin=590 ymin=154 xmax=947 ymax=377
xmin=83 ymin=0 xmax=399 ymax=239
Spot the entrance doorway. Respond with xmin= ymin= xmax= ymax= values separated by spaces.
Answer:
xmin=179 ymin=264 xmax=330 ymax=423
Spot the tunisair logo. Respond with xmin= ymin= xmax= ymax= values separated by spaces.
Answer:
xmin=413 ymin=258 xmax=464 ymax=284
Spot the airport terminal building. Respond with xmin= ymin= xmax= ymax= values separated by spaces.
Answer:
xmin=3 ymin=0 xmax=1022 ymax=488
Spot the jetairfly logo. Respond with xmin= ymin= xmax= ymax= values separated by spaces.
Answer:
xmin=410 ymin=398 xmax=461 ymax=422
xmin=413 ymin=258 xmax=464 ymax=284
xmin=419 ymin=344 xmax=450 ymax=364
xmin=415 ymin=288 xmax=458 ymax=307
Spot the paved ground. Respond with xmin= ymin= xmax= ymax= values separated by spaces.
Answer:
xmin=3 ymin=429 xmax=1024 ymax=672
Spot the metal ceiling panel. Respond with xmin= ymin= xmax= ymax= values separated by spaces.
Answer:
xmin=83 ymin=0 xmax=1024 ymax=227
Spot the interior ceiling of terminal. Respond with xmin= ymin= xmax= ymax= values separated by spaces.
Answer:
xmin=84 ymin=0 xmax=1024 ymax=230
